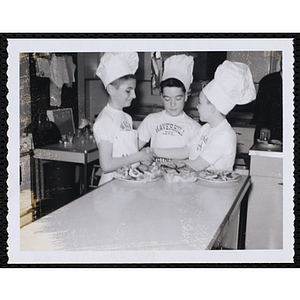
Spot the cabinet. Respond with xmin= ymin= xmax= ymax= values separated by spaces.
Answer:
xmin=213 ymin=198 xmax=241 ymax=249
xmin=232 ymin=126 xmax=255 ymax=173
xmin=246 ymin=150 xmax=283 ymax=249
xmin=212 ymin=177 xmax=251 ymax=250
xmin=233 ymin=126 xmax=255 ymax=155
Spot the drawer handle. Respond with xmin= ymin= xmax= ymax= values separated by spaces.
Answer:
xmin=236 ymin=132 xmax=242 ymax=135
xmin=237 ymin=143 xmax=244 ymax=146
xmin=278 ymin=183 xmax=283 ymax=186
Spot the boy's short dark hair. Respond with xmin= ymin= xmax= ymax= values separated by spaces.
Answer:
xmin=160 ymin=78 xmax=186 ymax=93
xmin=109 ymin=74 xmax=136 ymax=89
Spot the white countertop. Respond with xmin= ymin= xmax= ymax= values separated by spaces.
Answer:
xmin=20 ymin=175 xmax=250 ymax=255
xmin=249 ymin=144 xmax=283 ymax=158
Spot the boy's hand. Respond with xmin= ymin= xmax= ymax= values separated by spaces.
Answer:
xmin=145 ymin=147 xmax=156 ymax=157
xmin=139 ymin=147 xmax=156 ymax=163
xmin=145 ymin=147 xmax=157 ymax=161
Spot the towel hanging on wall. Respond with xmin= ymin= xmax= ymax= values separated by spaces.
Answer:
xmin=49 ymin=81 xmax=63 ymax=107
xmin=35 ymin=54 xmax=76 ymax=107
xmin=35 ymin=57 xmax=51 ymax=78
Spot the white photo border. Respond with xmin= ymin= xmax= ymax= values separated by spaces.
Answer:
xmin=7 ymin=38 xmax=295 ymax=264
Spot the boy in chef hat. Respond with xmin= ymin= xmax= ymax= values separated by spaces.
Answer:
xmin=93 ymin=52 xmax=155 ymax=185
xmin=153 ymin=60 xmax=256 ymax=172
xmin=138 ymin=54 xmax=201 ymax=153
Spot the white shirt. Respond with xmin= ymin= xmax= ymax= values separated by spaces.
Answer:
xmin=137 ymin=110 xmax=201 ymax=148
xmin=94 ymin=103 xmax=133 ymax=145
xmin=93 ymin=103 xmax=138 ymax=159
xmin=93 ymin=103 xmax=138 ymax=185
xmin=188 ymin=119 xmax=236 ymax=171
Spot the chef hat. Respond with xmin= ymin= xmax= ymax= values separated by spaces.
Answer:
xmin=203 ymin=60 xmax=256 ymax=115
xmin=161 ymin=55 xmax=194 ymax=92
xmin=96 ymin=52 xmax=139 ymax=88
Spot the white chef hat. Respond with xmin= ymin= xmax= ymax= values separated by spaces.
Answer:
xmin=96 ymin=52 xmax=139 ymax=88
xmin=203 ymin=60 xmax=256 ymax=115
xmin=161 ymin=54 xmax=194 ymax=92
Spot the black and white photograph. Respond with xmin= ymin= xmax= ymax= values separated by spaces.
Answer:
xmin=7 ymin=38 xmax=294 ymax=264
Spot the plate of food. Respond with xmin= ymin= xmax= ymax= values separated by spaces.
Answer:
xmin=158 ymin=161 xmax=198 ymax=183
xmin=198 ymin=169 xmax=241 ymax=183
xmin=114 ymin=163 xmax=162 ymax=183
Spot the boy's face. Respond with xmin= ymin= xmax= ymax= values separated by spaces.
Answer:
xmin=197 ymin=91 xmax=211 ymax=122
xmin=109 ymin=78 xmax=136 ymax=110
xmin=161 ymin=86 xmax=187 ymax=117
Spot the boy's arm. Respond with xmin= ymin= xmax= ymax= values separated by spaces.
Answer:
xmin=184 ymin=156 xmax=210 ymax=172
xmin=186 ymin=131 xmax=235 ymax=171
xmin=137 ymin=116 xmax=151 ymax=150
xmin=153 ymin=146 xmax=190 ymax=160
xmin=98 ymin=139 xmax=154 ymax=173
xmin=153 ymin=146 xmax=209 ymax=171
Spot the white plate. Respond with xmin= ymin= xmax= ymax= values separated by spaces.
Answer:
xmin=198 ymin=171 xmax=241 ymax=183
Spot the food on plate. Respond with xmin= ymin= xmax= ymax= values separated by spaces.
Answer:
xmin=114 ymin=163 xmax=162 ymax=182
xmin=129 ymin=168 xmax=144 ymax=178
xmin=198 ymin=169 xmax=241 ymax=182
xmin=159 ymin=161 xmax=197 ymax=183
xmin=115 ymin=165 xmax=132 ymax=180
xmin=137 ymin=164 xmax=150 ymax=172
xmin=140 ymin=160 xmax=152 ymax=166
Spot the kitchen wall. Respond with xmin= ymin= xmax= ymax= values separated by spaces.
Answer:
xmin=80 ymin=52 xmax=223 ymax=122
xmin=80 ymin=52 xmax=161 ymax=121
xmin=227 ymin=51 xmax=281 ymax=83
xmin=79 ymin=51 xmax=282 ymax=124
xmin=20 ymin=54 xmax=31 ymax=133
xmin=29 ymin=53 xmax=79 ymax=129
xmin=83 ymin=72 xmax=201 ymax=122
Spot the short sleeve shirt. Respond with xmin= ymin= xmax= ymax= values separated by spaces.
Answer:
xmin=137 ymin=110 xmax=201 ymax=148
xmin=188 ymin=119 xmax=237 ymax=171
xmin=93 ymin=103 xmax=133 ymax=145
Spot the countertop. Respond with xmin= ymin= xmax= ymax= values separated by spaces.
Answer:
xmin=249 ymin=143 xmax=283 ymax=158
xmin=20 ymin=175 xmax=250 ymax=257
xmin=34 ymin=134 xmax=97 ymax=154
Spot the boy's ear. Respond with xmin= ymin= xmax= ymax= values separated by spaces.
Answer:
xmin=184 ymin=94 xmax=188 ymax=103
xmin=210 ymin=103 xmax=217 ymax=114
xmin=106 ymin=84 xmax=115 ymax=96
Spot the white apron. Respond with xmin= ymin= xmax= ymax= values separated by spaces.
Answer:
xmin=151 ymin=114 xmax=188 ymax=149
xmin=99 ymin=129 xmax=138 ymax=186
